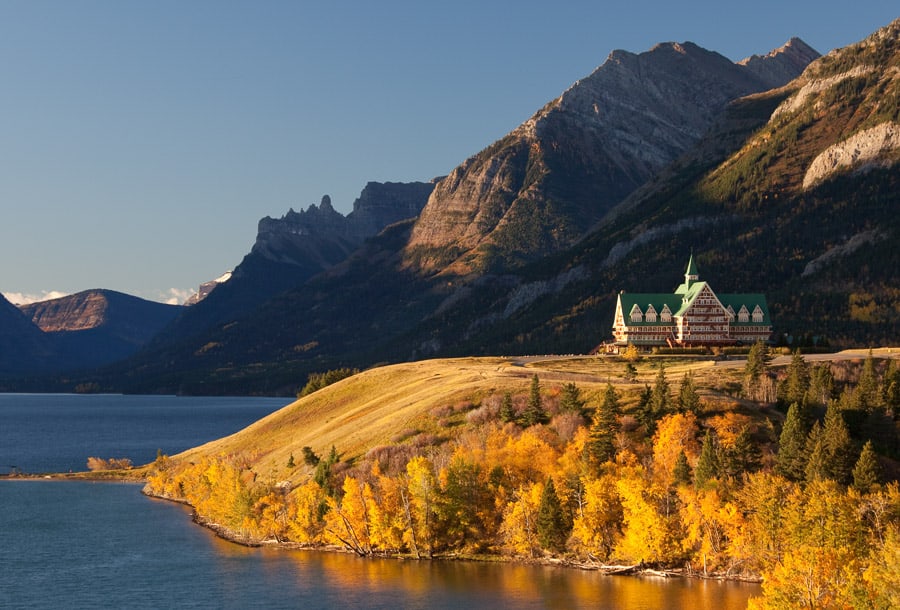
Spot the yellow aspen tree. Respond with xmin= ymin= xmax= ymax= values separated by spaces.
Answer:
xmin=404 ymin=456 xmax=437 ymax=558
xmin=651 ymin=412 xmax=700 ymax=487
xmin=498 ymin=428 xmax=559 ymax=489
xmin=570 ymin=473 xmax=622 ymax=561
xmin=500 ymin=481 xmax=544 ymax=558
xmin=286 ymin=479 xmax=326 ymax=544
xmin=678 ymin=487 xmax=730 ymax=575
xmin=370 ymin=470 xmax=407 ymax=554
xmin=749 ymin=544 xmax=863 ymax=610
xmin=251 ymin=489 xmax=289 ymax=541
xmin=863 ymin=524 xmax=900 ymax=609
xmin=615 ymin=471 xmax=683 ymax=564
xmin=735 ymin=472 xmax=797 ymax=571
xmin=324 ymin=476 xmax=373 ymax=556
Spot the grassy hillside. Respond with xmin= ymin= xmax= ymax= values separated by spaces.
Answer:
xmin=162 ymin=355 xmax=751 ymax=483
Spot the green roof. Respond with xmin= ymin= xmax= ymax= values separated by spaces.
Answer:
xmin=618 ymin=284 xmax=771 ymax=327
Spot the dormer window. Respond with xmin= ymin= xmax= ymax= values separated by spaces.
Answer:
xmin=629 ymin=304 xmax=643 ymax=323
xmin=645 ymin=304 xmax=657 ymax=323
xmin=660 ymin=304 xmax=672 ymax=323
xmin=726 ymin=305 xmax=735 ymax=319
xmin=752 ymin=305 xmax=764 ymax=323
xmin=738 ymin=305 xmax=750 ymax=323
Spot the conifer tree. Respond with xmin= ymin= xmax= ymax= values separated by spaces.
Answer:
xmin=673 ymin=450 xmax=692 ymax=486
xmin=807 ymin=363 xmax=834 ymax=406
xmin=775 ymin=402 xmax=809 ymax=482
xmin=499 ymin=392 xmax=515 ymax=423
xmin=536 ymin=478 xmax=569 ymax=553
xmin=559 ymin=382 xmax=584 ymax=415
xmin=636 ymin=384 xmax=655 ymax=433
xmin=882 ymin=359 xmax=900 ymax=417
xmin=694 ymin=430 xmax=719 ymax=488
xmin=723 ymin=426 xmax=761 ymax=478
xmin=522 ymin=375 xmax=546 ymax=426
xmin=587 ymin=383 xmax=620 ymax=472
xmin=804 ymin=421 xmax=828 ymax=483
xmin=780 ymin=350 xmax=810 ymax=408
xmin=676 ymin=373 xmax=701 ymax=415
xmin=857 ymin=350 xmax=881 ymax=412
xmin=852 ymin=440 xmax=881 ymax=493
xmin=821 ymin=402 xmax=856 ymax=485
xmin=744 ymin=340 xmax=771 ymax=399
xmin=650 ymin=365 xmax=670 ymax=418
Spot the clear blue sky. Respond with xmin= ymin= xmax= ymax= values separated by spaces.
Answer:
xmin=1 ymin=1 xmax=895 ymax=304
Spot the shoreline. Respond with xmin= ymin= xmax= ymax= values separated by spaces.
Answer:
xmin=141 ymin=483 xmax=763 ymax=584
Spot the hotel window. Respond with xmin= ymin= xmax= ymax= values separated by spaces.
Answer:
xmin=660 ymin=305 xmax=672 ymax=323
xmin=752 ymin=305 xmax=764 ymax=323
xmin=630 ymin=304 xmax=643 ymax=323
xmin=645 ymin=305 xmax=657 ymax=323
xmin=738 ymin=305 xmax=750 ymax=323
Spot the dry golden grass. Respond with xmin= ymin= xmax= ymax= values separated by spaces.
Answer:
xmin=163 ymin=354 xmax=750 ymax=484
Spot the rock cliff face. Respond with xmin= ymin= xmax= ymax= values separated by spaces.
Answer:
xmin=22 ymin=290 xmax=181 ymax=338
xmin=184 ymin=271 xmax=233 ymax=306
xmin=738 ymin=38 xmax=822 ymax=87
xmin=253 ymin=181 xmax=436 ymax=267
xmin=148 ymin=181 xmax=436 ymax=347
xmin=405 ymin=39 xmax=819 ymax=275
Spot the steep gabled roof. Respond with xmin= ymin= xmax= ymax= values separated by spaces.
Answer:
xmin=617 ymin=293 xmax=682 ymax=326
xmin=718 ymin=293 xmax=771 ymax=325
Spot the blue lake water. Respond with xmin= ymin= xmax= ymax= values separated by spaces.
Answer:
xmin=0 ymin=394 xmax=761 ymax=608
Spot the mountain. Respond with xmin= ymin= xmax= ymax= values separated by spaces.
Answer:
xmin=427 ymin=17 xmax=900 ymax=355
xmin=150 ymin=181 xmax=436 ymax=346
xmin=93 ymin=36 xmax=830 ymax=395
xmin=23 ymin=20 xmax=898 ymax=396
xmin=404 ymin=38 xmax=818 ymax=275
xmin=184 ymin=271 xmax=232 ymax=306
xmin=19 ymin=290 xmax=183 ymax=369
xmin=0 ymin=293 xmax=55 ymax=375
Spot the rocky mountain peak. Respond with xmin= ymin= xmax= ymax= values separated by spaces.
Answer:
xmin=252 ymin=181 xmax=435 ymax=267
xmin=738 ymin=37 xmax=821 ymax=89
xmin=405 ymin=37 xmax=818 ymax=276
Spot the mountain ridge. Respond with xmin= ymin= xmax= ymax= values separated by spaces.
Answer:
xmin=403 ymin=37 xmax=818 ymax=276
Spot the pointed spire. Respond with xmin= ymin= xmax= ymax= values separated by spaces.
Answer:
xmin=685 ymin=252 xmax=699 ymax=285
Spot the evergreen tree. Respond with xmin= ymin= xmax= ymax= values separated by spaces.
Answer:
xmin=636 ymin=384 xmax=655 ymax=433
xmin=587 ymin=383 xmax=620 ymax=472
xmin=821 ymin=402 xmax=856 ymax=485
xmin=650 ymin=365 xmax=670 ymax=418
xmin=744 ymin=340 xmax=771 ymax=399
xmin=559 ymin=382 xmax=584 ymax=415
xmin=522 ymin=375 xmax=546 ymax=426
xmin=882 ymin=359 xmax=900 ymax=417
xmin=623 ymin=362 xmax=638 ymax=383
xmin=857 ymin=350 xmax=881 ymax=412
xmin=780 ymin=350 xmax=810 ymax=408
xmin=807 ymin=364 xmax=834 ymax=406
xmin=775 ymin=402 xmax=809 ymax=482
xmin=676 ymin=373 xmax=701 ymax=415
xmin=804 ymin=422 xmax=828 ymax=483
xmin=536 ymin=478 xmax=569 ymax=553
xmin=723 ymin=426 xmax=761 ymax=478
xmin=301 ymin=446 xmax=320 ymax=467
xmin=314 ymin=445 xmax=340 ymax=497
xmin=694 ymin=430 xmax=720 ymax=488
xmin=852 ymin=440 xmax=882 ymax=493
xmin=673 ymin=450 xmax=692 ymax=486
xmin=499 ymin=392 xmax=515 ymax=423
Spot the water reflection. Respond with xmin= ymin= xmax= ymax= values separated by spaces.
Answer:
xmin=243 ymin=546 xmax=761 ymax=610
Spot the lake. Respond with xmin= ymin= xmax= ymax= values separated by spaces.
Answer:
xmin=0 ymin=394 xmax=760 ymax=608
